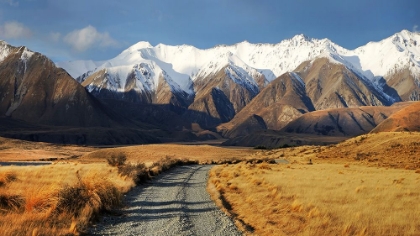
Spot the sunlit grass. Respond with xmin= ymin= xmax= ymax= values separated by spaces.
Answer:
xmin=0 ymin=163 xmax=134 ymax=235
xmin=209 ymin=162 xmax=420 ymax=235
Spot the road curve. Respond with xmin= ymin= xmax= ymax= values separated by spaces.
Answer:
xmin=89 ymin=165 xmax=241 ymax=236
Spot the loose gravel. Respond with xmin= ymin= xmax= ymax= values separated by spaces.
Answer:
xmin=89 ymin=165 xmax=241 ymax=236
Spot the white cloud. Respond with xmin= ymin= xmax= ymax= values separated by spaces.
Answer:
xmin=0 ymin=21 xmax=32 ymax=39
xmin=63 ymin=25 xmax=118 ymax=52
xmin=414 ymin=25 xmax=419 ymax=33
xmin=0 ymin=0 xmax=19 ymax=7
xmin=49 ymin=32 xmax=61 ymax=42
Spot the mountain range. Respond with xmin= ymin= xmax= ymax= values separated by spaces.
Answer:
xmin=1 ymin=30 xmax=419 ymax=145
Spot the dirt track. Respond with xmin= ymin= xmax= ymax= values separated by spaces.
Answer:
xmin=89 ymin=165 xmax=240 ymax=236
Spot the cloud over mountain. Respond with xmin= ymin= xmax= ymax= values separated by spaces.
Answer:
xmin=0 ymin=21 xmax=32 ymax=39
xmin=63 ymin=25 xmax=119 ymax=52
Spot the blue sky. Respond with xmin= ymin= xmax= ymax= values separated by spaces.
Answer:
xmin=0 ymin=0 xmax=419 ymax=62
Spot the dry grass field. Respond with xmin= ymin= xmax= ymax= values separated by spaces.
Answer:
xmin=0 ymin=156 xmax=207 ymax=235
xmin=208 ymin=132 xmax=420 ymax=235
xmin=0 ymin=137 xmax=259 ymax=235
xmin=209 ymin=162 xmax=420 ymax=235
xmin=0 ymin=137 xmax=95 ymax=161
xmin=243 ymin=132 xmax=420 ymax=170
xmin=0 ymin=163 xmax=134 ymax=235
xmin=2 ymin=132 xmax=420 ymax=235
xmin=80 ymin=143 xmax=256 ymax=164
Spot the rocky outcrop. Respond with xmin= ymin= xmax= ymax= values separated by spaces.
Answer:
xmin=0 ymin=46 xmax=118 ymax=127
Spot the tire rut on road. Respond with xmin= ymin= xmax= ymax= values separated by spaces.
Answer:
xmin=89 ymin=165 xmax=241 ymax=236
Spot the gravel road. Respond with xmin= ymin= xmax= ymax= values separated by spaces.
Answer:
xmin=89 ymin=165 xmax=241 ymax=236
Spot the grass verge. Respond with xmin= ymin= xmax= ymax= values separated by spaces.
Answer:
xmin=208 ymin=162 xmax=420 ymax=236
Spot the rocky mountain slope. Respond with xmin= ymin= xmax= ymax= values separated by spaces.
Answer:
xmin=0 ymin=42 xmax=119 ymax=127
xmin=0 ymin=41 xmax=181 ymax=145
xmin=218 ymin=56 xmax=400 ymax=138
xmin=57 ymin=30 xmax=420 ymax=134
xmin=217 ymin=72 xmax=314 ymax=138
xmin=185 ymin=54 xmax=266 ymax=127
xmin=0 ymin=30 xmax=418 ymax=146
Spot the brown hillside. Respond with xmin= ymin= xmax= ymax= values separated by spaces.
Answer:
xmin=186 ymin=65 xmax=261 ymax=128
xmin=295 ymin=58 xmax=391 ymax=110
xmin=222 ymin=130 xmax=347 ymax=148
xmin=385 ymin=67 xmax=420 ymax=101
xmin=315 ymin=132 xmax=420 ymax=170
xmin=0 ymin=46 xmax=117 ymax=127
xmin=218 ymin=72 xmax=314 ymax=138
xmin=371 ymin=101 xmax=420 ymax=132
xmin=281 ymin=103 xmax=411 ymax=136
xmin=219 ymin=57 xmax=394 ymax=139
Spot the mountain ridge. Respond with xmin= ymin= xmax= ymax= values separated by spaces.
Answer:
xmin=2 ymin=30 xmax=419 ymax=144
xmin=56 ymin=30 xmax=420 ymax=110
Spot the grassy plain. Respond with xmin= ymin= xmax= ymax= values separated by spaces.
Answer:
xmin=0 ymin=137 xmax=257 ymax=235
xmin=208 ymin=132 xmax=420 ymax=235
xmin=2 ymin=132 xmax=420 ymax=235
xmin=80 ymin=143 xmax=256 ymax=164
xmin=0 ymin=137 xmax=95 ymax=161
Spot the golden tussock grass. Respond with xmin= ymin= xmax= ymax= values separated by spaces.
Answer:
xmin=80 ymin=143 xmax=256 ymax=164
xmin=0 ymin=163 xmax=134 ymax=235
xmin=0 ymin=154 xmax=206 ymax=235
xmin=316 ymin=132 xmax=420 ymax=169
xmin=245 ymin=132 xmax=420 ymax=171
xmin=209 ymin=162 xmax=420 ymax=236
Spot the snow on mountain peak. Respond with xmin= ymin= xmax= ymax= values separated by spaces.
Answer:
xmin=291 ymin=34 xmax=311 ymax=42
xmin=20 ymin=46 xmax=34 ymax=60
xmin=348 ymin=30 xmax=420 ymax=79
xmin=0 ymin=40 xmax=11 ymax=63
xmin=57 ymin=30 xmax=420 ymax=99
xmin=126 ymin=41 xmax=153 ymax=51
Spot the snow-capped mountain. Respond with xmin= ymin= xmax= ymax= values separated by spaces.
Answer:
xmin=58 ymin=30 xmax=420 ymax=94
xmin=344 ymin=30 xmax=420 ymax=79
xmin=56 ymin=30 xmax=420 ymax=129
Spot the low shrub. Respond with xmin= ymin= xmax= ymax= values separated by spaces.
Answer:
xmin=0 ymin=171 xmax=17 ymax=187
xmin=54 ymin=173 xmax=123 ymax=232
xmin=106 ymin=153 xmax=127 ymax=167
xmin=0 ymin=194 xmax=24 ymax=212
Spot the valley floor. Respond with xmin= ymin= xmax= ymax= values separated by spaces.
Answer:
xmin=1 ymin=132 xmax=419 ymax=235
